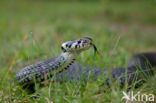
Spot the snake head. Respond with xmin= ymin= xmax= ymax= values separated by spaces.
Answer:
xmin=61 ymin=37 xmax=93 ymax=53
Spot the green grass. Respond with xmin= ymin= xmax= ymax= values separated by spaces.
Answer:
xmin=0 ymin=0 xmax=156 ymax=102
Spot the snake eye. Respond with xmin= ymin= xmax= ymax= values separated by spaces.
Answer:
xmin=77 ymin=40 xmax=81 ymax=44
xmin=83 ymin=40 xmax=88 ymax=43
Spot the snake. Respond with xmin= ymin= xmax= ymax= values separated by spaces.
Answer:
xmin=16 ymin=37 xmax=156 ymax=89
xmin=15 ymin=37 xmax=97 ymax=86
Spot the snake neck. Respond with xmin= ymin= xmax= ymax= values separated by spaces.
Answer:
xmin=57 ymin=52 xmax=78 ymax=71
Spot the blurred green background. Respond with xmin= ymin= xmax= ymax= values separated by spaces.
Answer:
xmin=0 ymin=0 xmax=156 ymax=102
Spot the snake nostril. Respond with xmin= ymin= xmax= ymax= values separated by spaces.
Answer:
xmin=61 ymin=46 xmax=64 ymax=50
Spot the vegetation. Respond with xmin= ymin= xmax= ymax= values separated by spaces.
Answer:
xmin=0 ymin=0 xmax=156 ymax=102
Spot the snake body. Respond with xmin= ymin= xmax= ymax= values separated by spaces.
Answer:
xmin=16 ymin=37 xmax=156 ymax=89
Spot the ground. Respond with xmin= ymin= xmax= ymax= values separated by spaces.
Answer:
xmin=0 ymin=0 xmax=156 ymax=102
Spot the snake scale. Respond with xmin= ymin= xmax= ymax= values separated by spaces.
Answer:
xmin=16 ymin=37 xmax=156 ymax=89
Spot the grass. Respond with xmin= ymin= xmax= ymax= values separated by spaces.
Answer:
xmin=0 ymin=0 xmax=156 ymax=102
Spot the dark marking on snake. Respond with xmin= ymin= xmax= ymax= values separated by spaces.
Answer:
xmin=75 ymin=45 xmax=78 ymax=48
xmin=68 ymin=44 xmax=72 ymax=48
